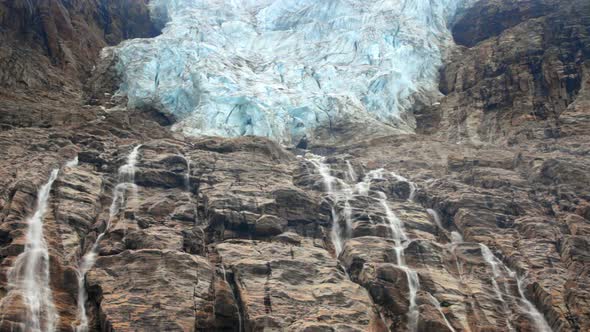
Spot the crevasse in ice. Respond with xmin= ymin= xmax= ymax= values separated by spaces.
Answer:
xmin=113 ymin=0 xmax=467 ymax=143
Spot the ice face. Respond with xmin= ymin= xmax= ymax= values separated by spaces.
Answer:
xmin=113 ymin=0 xmax=468 ymax=143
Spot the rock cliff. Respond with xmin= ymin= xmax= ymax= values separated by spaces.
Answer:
xmin=0 ymin=0 xmax=589 ymax=331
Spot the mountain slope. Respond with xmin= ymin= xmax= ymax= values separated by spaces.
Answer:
xmin=0 ymin=0 xmax=589 ymax=331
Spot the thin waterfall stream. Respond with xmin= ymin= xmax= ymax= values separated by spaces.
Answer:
xmin=307 ymin=155 xmax=422 ymax=331
xmin=364 ymin=170 xmax=420 ymax=331
xmin=306 ymin=155 xmax=351 ymax=256
xmin=0 ymin=157 xmax=78 ymax=332
xmin=74 ymin=145 xmax=141 ymax=332
xmin=11 ymin=170 xmax=59 ymax=332
xmin=480 ymin=243 xmax=553 ymax=332
xmin=306 ymin=155 xmax=553 ymax=331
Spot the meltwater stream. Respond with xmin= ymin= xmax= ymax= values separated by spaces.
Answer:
xmin=307 ymin=155 xmax=352 ymax=256
xmin=480 ymin=244 xmax=553 ymax=332
xmin=307 ymin=156 xmax=421 ymax=331
xmin=307 ymin=156 xmax=553 ymax=331
xmin=74 ymin=145 xmax=142 ymax=332
xmin=8 ymin=170 xmax=59 ymax=332
xmin=362 ymin=169 xmax=420 ymax=331
xmin=0 ymin=158 xmax=77 ymax=332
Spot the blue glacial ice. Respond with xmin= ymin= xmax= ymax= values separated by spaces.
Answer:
xmin=112 ymin=0 xmax=470 ymax=143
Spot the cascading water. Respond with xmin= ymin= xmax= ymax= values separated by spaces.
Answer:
xmin=516 ymin=275 xmax=553 ymax=332
xmin=1 ymin=157 xmax=77 ymax=331
xmin=480 ymin=244 xmax=516 ymax=331
xmin=8 ymin=170 xmax=59 ymax=332
xmin=365 ymin=170 xmax=419 ymax=331
xmin=449 ymin=231 xmax=465 ymax=282
xmin=480 ymin=244 xmax=552 ymax=332
xmin=217 ymin=261 xmax=243 ymax=332
xmin=184 ymin=156 xmax=191 ymax=191
xmin=307 ymin=157 xmax=552 ymax=331
xmin=345 ymin=161 xmax=357 ymax=183
xmin=65 ymin=156 xmax=79 ymax=168
xmin=306 ymin=154 xmax=353 ymax=256
xmin=427 ymin=293 xmax=457 ymax=332
xmin=390 ymin=172 xmax=417 ymax=201
xmin=427 ymin=208 xmax=444 ymax=229
xmin=308 ymin=157 xmax=422 ymax=331
xmin=74 ymin=145 xmax=142 ymax=332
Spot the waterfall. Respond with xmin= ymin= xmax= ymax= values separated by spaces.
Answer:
xmin=516 ymin=274 xmax=553 ymax=332
xmin=65 ymin=156 xmax=79 ymax=168
xmin=1 ymin=157 xmax=77 ymax=331
xmin=345 ymin=161 xmax=357 ymax=183
xmin=307 ymin=156 xmax=421 ymax=331
xmin=306 ymin=155 xmax=551 ymax=331
xmin=427 ymin=209 xmax=444 ymax=229
xmin=306 ymin=155 xmax=353 ymax=256
xmin=219 ymin=261 xmax=243 ymax=332
xmin=480 ymin=244 xmax=514 ymax=331
xmin=427 ymin=293 xmax=457 ymax=332
xmin=367 ymin=171 xmax=419 ymax=332
xmin=8 ymin=169 xmax=59 ymax=332
xmin=449 ymin=231 xmax=465 ymax=281
xmin=450 ymin=231 xmax=463 ymax=244
xmin=479 ymin=243 xmax=552 ymax=331
xmin=185 ymin=157 xmax=191 ymax=191
xmin=74 ymin=145 xmax=141 ymax=332
xmin=391 ymin=172 xmax=417 ymax=201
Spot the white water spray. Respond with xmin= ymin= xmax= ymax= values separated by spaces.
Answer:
xmin=337 ymin=165 xmax=421 ymax=331
xmin=7 ymin=169 xmax=59 ymax=332
xmin=1 ymin=157 xmax=76 ymax=331
xmin=345 ymin=161 xmax=357 ymax=183
xmin=368 ymin=171 xmax=419 ymax=332
xmin=515 ymin=274 xmax=552 ymax=332
xmin=65 ymin=156 xmax=79 ymax=168
xmin=450 ymin=231 xmax=463 ymax=244
xmin=391 ymin=172 xmax=417 ymax=201
xmin=185 ymin=157 xmax=191 ymax=191
xmin=449 ymin=231 xmax=465 ymax=281
xmin=427 ymin=209 xmax=444 ymax=229
xmin=480 ymin=244 xmax=552 ymax=331
xmin=480 ymin=244 xmax=515 ymax=331
xmin=74 ymin=145 xmax=141 ymax=332
xmin=306 ymin=155 xmax=354 ymax=256
xmin=427 ymin=293 xmax=456 ymax=332
xmin=306 ymin=157 xmax=431 ymax=331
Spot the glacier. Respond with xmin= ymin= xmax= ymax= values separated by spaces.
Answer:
xmin=112 ymin=0 xmax=469 ymax=144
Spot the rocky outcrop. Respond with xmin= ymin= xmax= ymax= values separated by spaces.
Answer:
xmin=0 ymin=0 xmax=159 ymax=92
xmin=420 ymin=0 xmax=590 ymax=145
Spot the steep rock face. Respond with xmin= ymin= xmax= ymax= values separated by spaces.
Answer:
xmin=0 ymin=109 xmax=386 ymax=331
xmin=422 ymin=0 xmax=590 ymax=145
xmin=451 ymin=0 xmax=559 ymax=47
xmin=325 ymin=128 xmax=590 ymax=331
xmin=407 ymin=4 xmax=590 ymax=328
xmin=0 ymin=0 xmax=590 ymax=331
xmin=0 ymin=0 xmax=159 ymax=91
